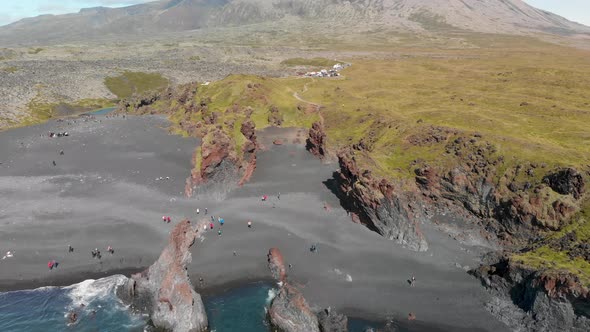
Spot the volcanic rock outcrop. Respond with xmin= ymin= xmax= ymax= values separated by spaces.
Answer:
xmin=471 ymin=255 xmax=590 ymax=332
xmin=118 ymin=220 xmax=208 ymax=332
xmin=267 ymin=248 xmax=348 ymax=332
xmin=307 ymin=121 xmax=328 ymax=161
xmin=334 ymin=150 xmax=429 ymax=252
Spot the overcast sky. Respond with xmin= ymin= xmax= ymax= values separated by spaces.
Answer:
xmin=0 ymin=0 xmax=589 ymax=27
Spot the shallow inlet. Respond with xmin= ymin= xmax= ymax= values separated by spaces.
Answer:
xmin=87 ymin=107 xmax=116 ymax=115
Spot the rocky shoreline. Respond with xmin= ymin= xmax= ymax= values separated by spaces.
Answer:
xmin=112 ymin=74 xmax=590 ymax=331
xmin=118 ymin=220 xmax=208 ymax=332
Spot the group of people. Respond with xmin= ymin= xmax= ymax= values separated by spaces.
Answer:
xmin=162 ymin=216 xmax=172 ymax=223
xmin=47 ymin=244 xmax=114 ymax=270
xmin=48 ymin=131 xmax=69 ymax=138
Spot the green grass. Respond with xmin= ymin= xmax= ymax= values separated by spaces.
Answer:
xmin=513 ymin=246 xmax=590 ymax=287
xmin=189 ymin=56 xmax=201 ymax=61
xmin=281 ymin=57 xmax=339 ymax=68
xmin=18 ymin=98 xmax=115 ymax=127
xmin=28 ymin=47 xmax=44 ymax=54
xmin=512 ymin=201 xmax=590 ymax=286
xmin=104 ymin=71 xmax=169 ymax=99
xmin=2 ymin=66 xmax=18 ymax=73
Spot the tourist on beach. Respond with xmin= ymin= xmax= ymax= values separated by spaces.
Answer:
xmin=68 ymin=245 xmax=74 ymax=253
xmin=203 ymin=224 xmax=207 ymax=231
xmin=410 ymin=275 xmax=416 ymax=287
xmin=162 ymin=216 xmax=166 ymax=222
xmin=211 ymin=215 xmax=214 ymax=222
xmin=52 ymin=160 xmax=56 ymax=166
xmin=218 ymin=229 xmax=222 ymax=236
xmin=167 ymin=216 xmax=171 ymax=223
xmin=205 ymin=208 xmax=208 ymax=215
xmin=247 ymin=220 xmax=252 ymax=228
xmin=47 ymin=260 xmax=58 ymax=270
xmin=219 ymin=218 xmax=224 ymax=226
xmin=210 ymin=222 xmax=214 ymax=230
xmin=278 ymin=192 xmax=280 ymax=200
xmin=310 ymin=244 xmax=317 ymax=253
xmin=196 ymin=208 xmax=200 ymax=214
xmin=262 ymin=195 xmax=268 ymax=201
xmin=107 ymin=246 xmax=114 ymax=254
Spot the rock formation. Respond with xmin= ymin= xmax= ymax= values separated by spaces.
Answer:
xmin=267 ymin=248 xmax=348 ymax=332
xmin=317 ymin=307 xmax=349 ymax=332
xmin=118 ymin=220 xmax=208 ymax=332
xmin=335 ymin=150 xmax=429 ymax=252
xmin=306 ymin=121 xmax=328 ymax=160
xmin=471 ymin=255 xmax=590 ymax=332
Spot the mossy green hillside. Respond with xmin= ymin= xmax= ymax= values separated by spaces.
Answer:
xmin=19 ymin=98 xmax=115 ymax=128
xmin=512 ymin=202 xmax=590 ymax=287
xmin=105 ymin=71 xmax=169 ymax=99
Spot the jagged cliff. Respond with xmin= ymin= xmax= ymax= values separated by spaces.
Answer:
xmin=267 ymin=248 xmax=348 ymax=332
xmin=118 ymin=82 xmax=260 ymax=199
xmin=335 ymin=150 xmax=429 ymax=251
xmin=308 ymin=121 xmax=590 ymax=330
xmin=312 ymin=120 xmax=589 ymax=252
xmin=117 ymin=220 xmax=208 ymax=332
xmin=471 ymin=254 xmax=590 ymax=331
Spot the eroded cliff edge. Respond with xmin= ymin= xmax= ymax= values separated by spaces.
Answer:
xmin=117 ymin=220 xmax=208 ymax=332
xmin=310 ymin=122 xmax=590 ymax=330
xmin=267 ymin=248 xmax=348 ymax=332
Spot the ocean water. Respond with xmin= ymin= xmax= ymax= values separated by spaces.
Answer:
xmin=204 ymin=282 xmax=274 ymax=332
xmin=0 ymin=275 xmax=145 ymax=332
xmin=88 ymin=107 xmax=116 ymax=115
xmin=0 ymin=277 xmax=380 ymax=332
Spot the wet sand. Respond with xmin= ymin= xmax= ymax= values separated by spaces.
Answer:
xmin=0 ymin=115 xmax=509 ymax=331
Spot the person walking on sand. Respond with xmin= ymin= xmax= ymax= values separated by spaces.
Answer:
xmin=218 ymin=229 xmax=222 ymax=236
xmin=210 ymin=222 xmax=214 ymax=230
xmin=196 ymin=208 xmax=200 ymax=215
xmin=247 ymin=220 xmax=252 ymax=229
xmin=205 ymin=208 xmax=208 ymax=215
xmin=68 ymin=245 xmax=74 ymax=253
xmin=278 ymin=192 xmax=280 ymax=200
xmin=203 ymin=224 xmax=207 ymax=231
xmin=410 ymin=275 xmax=416 ymax=287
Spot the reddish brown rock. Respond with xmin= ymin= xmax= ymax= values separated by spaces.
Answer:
xmin=306 ymin=121 xmax=328 ymax=160
xmin=238 ymin=120 xmax=258 ymax=186
xmin=267 ymin=248 xmax=321 ymax=332
xmin=268 ymin=105 xmax=284 ymax=126
xmin=335 ymin=150 xmax=428 ymax=251
xmin=118 ymin=220 xmax=208 ymax=332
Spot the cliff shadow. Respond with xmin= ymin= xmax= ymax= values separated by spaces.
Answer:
xmin=322 ymin=172 xmax=381 ymax=235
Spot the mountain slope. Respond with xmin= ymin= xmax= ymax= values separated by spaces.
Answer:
xmin=0 ymin=0 xmax=588 ymax=45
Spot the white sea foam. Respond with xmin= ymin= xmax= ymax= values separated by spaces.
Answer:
xmin=266 ymin=288 xmax=277 ymax=305
xmin=65 ymin=274 xmax=127 ymax=308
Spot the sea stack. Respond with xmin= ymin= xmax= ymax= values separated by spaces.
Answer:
xmin=267 ymin=248 xmax=349 ymax=332
xmin=118 ymin=220 xmax=208 ymax=332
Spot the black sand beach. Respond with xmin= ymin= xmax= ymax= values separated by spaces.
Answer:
xmin=0 ymin=115 xmax=509 ymax=331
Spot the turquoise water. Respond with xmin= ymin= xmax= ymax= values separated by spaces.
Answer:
xmin=0 ymin=277 xmax=381 ymax=331
xmin=89 ymin=107 xmax=116 ymax=115
xmin=204 ymin=282 xmax=274 ymax=332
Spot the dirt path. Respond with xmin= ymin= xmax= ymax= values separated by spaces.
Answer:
xmin=292 ymin=80 xmax=324 ymax=124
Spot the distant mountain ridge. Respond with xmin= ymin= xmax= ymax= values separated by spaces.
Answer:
xmin=1 ymin=0 xmax=588 ymax=45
